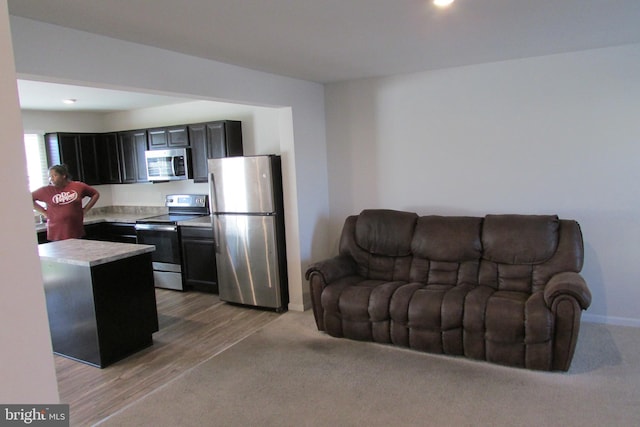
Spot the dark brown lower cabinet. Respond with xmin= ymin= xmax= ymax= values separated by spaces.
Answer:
xmin=83 ymin=222 xmax=137 ymax=243
xmin=37 ymin=230 xmax=48 ymax=244
xmin=180 ymin=226 xmax=218 ymax=293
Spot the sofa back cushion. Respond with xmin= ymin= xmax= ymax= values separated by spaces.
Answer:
xmin=482 ymin=215 xmax=559 ymax=264
xmin=479 ymin=215 xmax=583 ymax=293
xmin=337 ymin=210 xmax=583 ymax=292
xmin=408 ymin=216 xmax=483 ymax=285
xmin=355 ymin=209 xmax=418 ymax=256
xmin=338 ymin=210 xmax=417 ymax=281
xmin=412 ymin=216 xmax=483 ymax=261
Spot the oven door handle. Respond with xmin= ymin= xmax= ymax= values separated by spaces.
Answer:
xmin=135 ymin=224 xmax=178 ymax=232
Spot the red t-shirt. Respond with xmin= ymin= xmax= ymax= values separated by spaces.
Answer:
xmin=33 ymin=181 xmax=98 ymax=241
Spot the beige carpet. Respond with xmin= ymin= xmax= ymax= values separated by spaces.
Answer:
xmin=97 ymin=310 xmax=640 ymax=427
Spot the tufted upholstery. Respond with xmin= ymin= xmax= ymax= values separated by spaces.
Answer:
xmin=306 ymin=209 xmax=591 ymax=371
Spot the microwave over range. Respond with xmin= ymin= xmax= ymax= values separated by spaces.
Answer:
xmin=145 ymin=148 xmax=192 ymax=182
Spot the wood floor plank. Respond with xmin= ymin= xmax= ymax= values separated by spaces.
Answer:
xmin=55 ymin=289 xmax=280 ymax=426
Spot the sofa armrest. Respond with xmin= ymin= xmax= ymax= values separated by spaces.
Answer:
xmin=305 ymin=256 xmax=357 ymax=331
xmin=305 ymin=255 xmax=357 ymax=285
xmin=544 ymin=271 xmax=592 ymax=310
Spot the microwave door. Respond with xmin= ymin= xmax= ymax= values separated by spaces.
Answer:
xmin=145 ymin=148 xmax=190 ymax=181
xmin=147 ymin=156 xmax=171 ymax=179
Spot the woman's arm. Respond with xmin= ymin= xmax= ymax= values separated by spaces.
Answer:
xmin=32 ymin=193 xmax=47 ymax=217
xmin=82 ymin=190 xmax=100 ymax=214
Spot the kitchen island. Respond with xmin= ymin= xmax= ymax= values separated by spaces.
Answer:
xmin=39 ymin=239 xmax=158 ymax=368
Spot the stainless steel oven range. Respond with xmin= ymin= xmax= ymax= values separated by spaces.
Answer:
xmin=135 ymin=194 xmax=209 ymax=291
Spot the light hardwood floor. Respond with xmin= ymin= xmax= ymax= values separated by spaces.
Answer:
xmin=54 ymin=289 xmax=280 ymax=426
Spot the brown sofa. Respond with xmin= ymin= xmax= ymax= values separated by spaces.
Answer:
xmin=305 ymin=209 xmax=591 ymax=371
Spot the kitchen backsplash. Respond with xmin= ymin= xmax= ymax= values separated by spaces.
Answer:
xmin=34 ymin=205 xmax=169 ymax=224
xmin=86 ymin=205 xmax=167 ymax=218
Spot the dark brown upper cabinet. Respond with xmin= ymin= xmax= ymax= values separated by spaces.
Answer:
xmin=118 ymin=129 xmax=148 ymax=183
xmin=189 ymin=121 xmax=243 ymax=183
xmin=147 ymin=125 xmax=189 ymax=150
xmin=44 ymin=133 xmax=101 ymax=185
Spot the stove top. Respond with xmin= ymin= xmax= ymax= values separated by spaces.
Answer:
xmin=136 ymin=194 xmax=209 ymax=224
xmin=137 ymin=213 xmax=207 ymax=224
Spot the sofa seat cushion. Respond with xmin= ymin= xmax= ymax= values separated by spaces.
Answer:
xmin=389 ymin=282 xmax=475 ymax=355
xmin=321 ymin=277 xmax=406 ymax=342
xmin=483 ymin=290 xmax=554 ymax=369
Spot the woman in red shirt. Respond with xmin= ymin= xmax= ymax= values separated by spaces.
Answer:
xmin=32 ymin=164 xmax=100 ymax=241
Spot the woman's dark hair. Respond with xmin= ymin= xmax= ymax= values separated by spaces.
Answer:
xmin=49 ymin=164 xmax=72 ymax=180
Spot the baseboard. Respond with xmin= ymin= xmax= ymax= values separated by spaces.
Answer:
xmin=582 ymin=313 xmax=640 ymax=327
xmin=287 ymin=302 xmax=307 ymax=312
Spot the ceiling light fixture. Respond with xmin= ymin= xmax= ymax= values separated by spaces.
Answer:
xmin=433 ymin=0 xmax=455 ymax=7
xmin=62 ymin=98 xmax=77 ymax=104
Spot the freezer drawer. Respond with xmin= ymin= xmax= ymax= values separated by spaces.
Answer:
xmin=215 ymin=214 xmax=285 ymax=310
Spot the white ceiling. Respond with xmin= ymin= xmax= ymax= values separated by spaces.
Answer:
xmin=16 ymin=80 xmax=196 ymax=113
xmin=9 ymin=0 xmax=640 ymax=111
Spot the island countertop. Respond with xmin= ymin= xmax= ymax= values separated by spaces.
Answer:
xmin=38 ymin=239 xmax=155 ymax=267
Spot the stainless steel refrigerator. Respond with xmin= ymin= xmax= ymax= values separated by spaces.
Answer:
xmin=208 ymin=155 xmax=288 ymax=311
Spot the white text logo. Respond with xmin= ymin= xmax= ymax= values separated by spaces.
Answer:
xmin=52 ymin=191 xmax=78 ymax=205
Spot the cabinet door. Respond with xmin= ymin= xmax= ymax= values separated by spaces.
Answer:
xmin=167 ymin=125 xmax=189 ymax=147
xmin=206 ymin=122 xmax=231 ymax=158
xmin=37 ymin=230 xmax=48 ymax=244
xmin=58 ymin=133 xmax=82 ymax=182
xmin=84 ymin=223 xmax=105 ymax=240
xmin=188 ymin=123 xmax=208 ymax=183
xmin=97 ymin=133 xmax=122 ymax=184
xmin=119 ymin=132 xmax=137 ymax=183
xmin=78 ymin=134 xmax=101 ymax=185
xmin=58 ymin=134 xmax=81 ymax=178
xmin=147 ymin=128 xmax=168 ymax=150
xmin=44 ymin=133 xmax=62 ymax=166
xmin=103 ymin=222 xmax=137 ymax=243
xmin=180 ymin=227 xmax=218 ymax=293
xmin=119 ymin=130 xmax=148 ymax=183
xmin=133 ymin=130 xmax=149 ymax=182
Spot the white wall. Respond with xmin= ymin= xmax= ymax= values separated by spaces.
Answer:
xmin=325 ymin=43 xmax=640 ymax=326
xmin=0 ymin=1 xmax=59 ymax=403
xmin=21 ymin=110 xmax=106 ymax=134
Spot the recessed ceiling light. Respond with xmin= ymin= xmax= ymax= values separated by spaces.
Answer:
xmin=63 ymin=98 xmax=77 ymax=104
xmin=434 ymin=0 xmax=455 ymax=7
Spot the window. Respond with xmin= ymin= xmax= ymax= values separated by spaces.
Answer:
xmin=24 ymin=133 xmax=48 ymax=191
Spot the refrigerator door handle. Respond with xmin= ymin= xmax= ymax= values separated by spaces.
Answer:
xmin=212 ymin=215 xmax=221 ymax=253
xmin=208 ymin=171 xmax=221 ymax=253
xmin=208 ymin=172 xmax=219 ymax=214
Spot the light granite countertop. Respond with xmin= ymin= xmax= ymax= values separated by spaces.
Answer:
xmin=35 ymin=206 xmax=213 ymax=232
xmin=35 ymin=214 xmax=144 ymax=232
xmin=35 ymin=206 xmax=166 ymax=232
xmin=38 ymin=239 xmax=155 ymax=267
xmin=178 ymin=215 xmax=214 ymax=227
